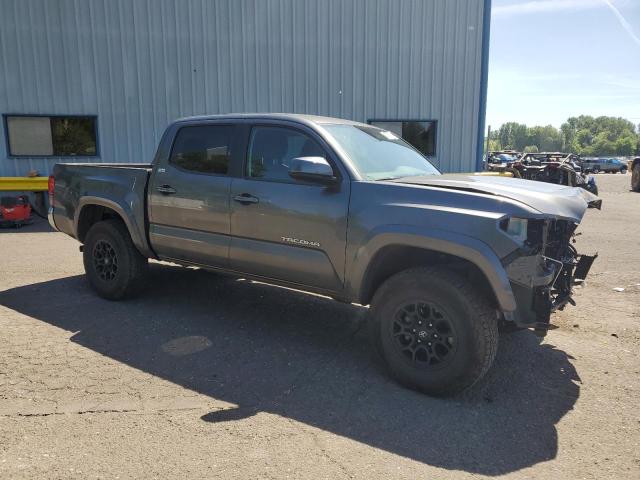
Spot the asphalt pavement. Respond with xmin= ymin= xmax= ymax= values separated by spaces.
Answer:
xmin=0 ymin=173 xmax=638 ymax=479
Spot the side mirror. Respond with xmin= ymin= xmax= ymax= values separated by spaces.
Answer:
xmin=289 ymin=157 xmax=337 ymax=184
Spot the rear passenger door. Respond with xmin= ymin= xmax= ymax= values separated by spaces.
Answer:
xmin=229 ymin=124 xmax=350 ymax=293
xmin=148 ymin=123 xmax=236 ymax=267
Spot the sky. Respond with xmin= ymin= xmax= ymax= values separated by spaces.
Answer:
xmin=486 ymin=0 xmax=640 ymax=129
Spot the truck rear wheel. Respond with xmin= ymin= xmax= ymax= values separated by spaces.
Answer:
xmin=369 ymin=267 xmax=498 ymax=396
xmin=83 ymin=219 xmax=148 ymax=300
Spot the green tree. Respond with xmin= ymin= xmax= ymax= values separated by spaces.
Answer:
xmin=498 ymin=122 xmax=528 ymax=150
xmin=526 ymin=125 xmax=563 ymax=151
xmin=487 ymin=138 xmax=502 ymax=151
xmin=591 ymin=132 xmax=616 ymax=156
xmin=492 ymin=116 xmax=639 ymax=157
xmin=560 ymin=115 xmax=639 ymax=156
xmin=614 ymin=133 xmax=637 ymax=156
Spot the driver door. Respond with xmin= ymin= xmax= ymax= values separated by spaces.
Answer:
xmin=229 ymin=125 xmax=350 ymax=293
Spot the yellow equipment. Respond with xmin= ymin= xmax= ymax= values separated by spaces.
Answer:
xmin=0 ymin=176 xmax=49 ymax=191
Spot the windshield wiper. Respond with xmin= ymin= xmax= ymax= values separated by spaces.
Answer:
xmin=374 ymin=172 xmax=439 ymax=181
xmin=375 ymin=177 xmax=402 ymax=181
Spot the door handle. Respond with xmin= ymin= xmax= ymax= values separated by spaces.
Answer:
xmin=157 ymin=184 xmax=176 ymax=194
xmin=233 ymin=193 xmax=259 ymax=204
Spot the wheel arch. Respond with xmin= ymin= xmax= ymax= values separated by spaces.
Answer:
xmin=350 ymin=229 xmax=517 ymax=313
xmin=75 ymin=197 xmax=153 ymax=257
xmin=360 ymin=245 xmax=500 ymax=308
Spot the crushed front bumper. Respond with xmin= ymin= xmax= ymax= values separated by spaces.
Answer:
xmin=503 ymin=222 xmax=598 ymax=335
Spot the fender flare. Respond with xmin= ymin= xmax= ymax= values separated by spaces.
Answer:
xmin=75 ymin=196 xmax=154 ymax=258
xmin=347 ymin=225 xmax=517 ymax=312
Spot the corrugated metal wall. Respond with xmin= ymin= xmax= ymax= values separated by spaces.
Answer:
xmin=0 ymin=0 xmax=487 ymax=176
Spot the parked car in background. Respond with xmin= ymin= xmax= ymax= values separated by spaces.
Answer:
xmin=631 ymin=157 xmax=640 ymax=192
xmin=485 ymin=150 xmax=521 ymax=167
xmin=48 ymin=114 xmax=601 ymax=396
xmin=581 ymin=158 xmax=628 ymax=174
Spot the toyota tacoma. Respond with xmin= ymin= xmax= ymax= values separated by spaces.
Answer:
xmin=48 ymin=114 xmax=600 ymax=396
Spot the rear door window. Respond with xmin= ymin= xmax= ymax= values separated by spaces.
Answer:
xmin=170 ymin=125 xmax=233 ymax=175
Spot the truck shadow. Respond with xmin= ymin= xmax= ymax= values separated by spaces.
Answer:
xmin=0 ymin=263 xmax=580 ymax=475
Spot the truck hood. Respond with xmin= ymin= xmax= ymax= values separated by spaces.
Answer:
xmin=388 ymin=174 xmax=602 ymax=222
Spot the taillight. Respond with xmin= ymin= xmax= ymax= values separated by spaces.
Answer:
xmin=48 ymin=175 xmax=55 ymax=205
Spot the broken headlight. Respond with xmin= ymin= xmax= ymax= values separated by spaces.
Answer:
xmin=499 ymin=217 xmax=528 ymax=245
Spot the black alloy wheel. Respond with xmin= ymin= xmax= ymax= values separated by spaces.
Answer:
xmin=83 ymin=219 xmax=148 ymax=300
xmin=391 ymin=301 xmax=457 ymax=368
xmin=369 ymin=267 xmax=498 ymax=396
xmin=93 ymin=239 xmax=119 ymax=281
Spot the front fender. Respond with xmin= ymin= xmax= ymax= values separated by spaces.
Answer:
xmin=346 ymin=225 xmax=517 ymax=312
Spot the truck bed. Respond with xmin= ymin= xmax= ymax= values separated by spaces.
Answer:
xmin=50 ymin=162 xmax=153 ymax=256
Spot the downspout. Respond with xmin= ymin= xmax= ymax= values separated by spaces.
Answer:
xmin=475 ymin=0 xmax=492 ymax=171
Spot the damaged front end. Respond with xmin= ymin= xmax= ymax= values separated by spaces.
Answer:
xmin=502 ymin=218 xmax=597 ymax=336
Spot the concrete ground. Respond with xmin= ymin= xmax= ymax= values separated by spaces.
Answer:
xmin=0 ymin=174 xmax=638 ymax=479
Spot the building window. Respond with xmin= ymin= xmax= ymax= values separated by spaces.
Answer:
xmin=4 ymin=115 xmax=98 ymax=157
xmin=368 ymin=120 xmax=437 ymax=157
xmin=170 ymin=125 xmax=233 ymax=175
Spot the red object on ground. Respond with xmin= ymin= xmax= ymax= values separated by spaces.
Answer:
xmin=0 ymin=195 xmax=32 ymax=224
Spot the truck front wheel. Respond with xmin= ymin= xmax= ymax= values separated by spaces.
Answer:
xmin=369 ymin=267 xmax=498 ymax=396
xmin=83 ymin=219 xmax=148 ymax=300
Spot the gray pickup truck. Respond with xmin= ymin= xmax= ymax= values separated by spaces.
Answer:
xmin=49 ymin=114 xmax=600 ymax=396
xmin=581 ymin=157 xmax=628 ymax=174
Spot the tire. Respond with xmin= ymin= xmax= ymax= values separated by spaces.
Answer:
xmin=620 ymin=168 xmax=627 ymax=175
xmin=632 ymin=164 xmax=640 ymax=192
xmin=369 ymin=267 xmax=498 ymax=396
xmin=593 ymin=166 xmax=600 ymax=174
xmin=83 ymin=219 xmax=148 ymax=300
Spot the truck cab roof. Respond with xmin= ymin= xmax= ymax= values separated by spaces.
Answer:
xmin=174 ymin=113 xmax=364 ymax=128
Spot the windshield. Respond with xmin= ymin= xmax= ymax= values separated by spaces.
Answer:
xmin=322 ymin=124 xmax=440 ymax=180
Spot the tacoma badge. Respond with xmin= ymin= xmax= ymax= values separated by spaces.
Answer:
xmin=281 ymin=236 xmax=321 ymax=248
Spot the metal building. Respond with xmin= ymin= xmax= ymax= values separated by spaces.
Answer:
xmin=0 ymin=0 xmax=491 ymax=177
